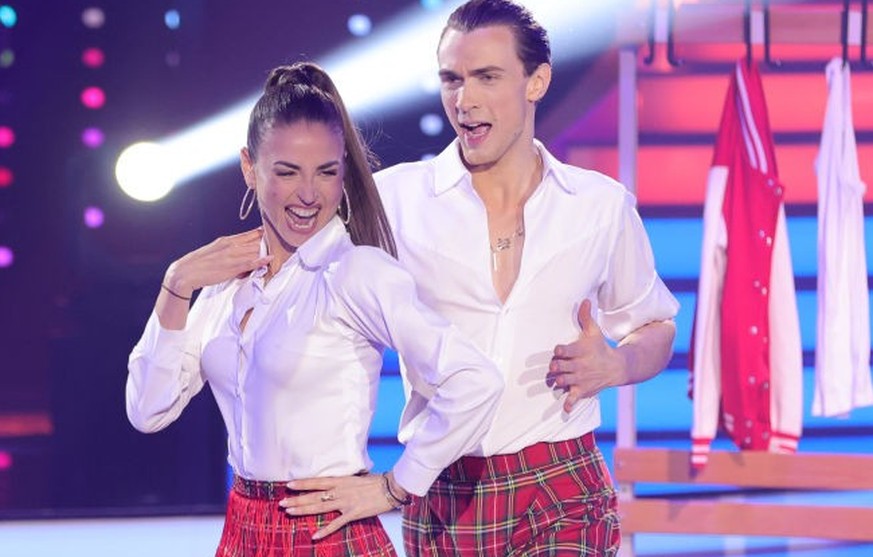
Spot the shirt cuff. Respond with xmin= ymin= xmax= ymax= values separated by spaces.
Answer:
xmin=391 ymin=452 xmax=443 ymax=497
xmin=601 ymin=276 xmax=679 ymax=340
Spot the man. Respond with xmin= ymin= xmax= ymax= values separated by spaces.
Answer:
xmin=284 ymin=1 xmax=678 ymax=554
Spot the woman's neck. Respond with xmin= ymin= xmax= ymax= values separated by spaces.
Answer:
xmin=261 ymin=219 xmax=296 ymax=278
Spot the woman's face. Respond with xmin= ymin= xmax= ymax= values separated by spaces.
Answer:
xmin=241 ymin=120 xmax=345 ymax=260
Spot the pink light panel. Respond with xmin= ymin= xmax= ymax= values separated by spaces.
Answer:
xmin=0 ymin=126 xmax=13 ymax=148
xmin=0 ymin=166 xmax=12 ymax=187
xmin=80 ymin=86 xmax=105 ymax=109
xmin=82 ymin=47 xmax=105 ymax=68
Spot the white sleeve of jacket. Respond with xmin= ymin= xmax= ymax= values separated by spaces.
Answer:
xmin=690 ymin=166 xmax=729 ymax=468
xmin=767 ymin=205 xmax=804 ymax=452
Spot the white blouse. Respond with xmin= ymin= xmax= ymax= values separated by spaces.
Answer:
xmin=126 ymin=217 xmax=503 ymax=496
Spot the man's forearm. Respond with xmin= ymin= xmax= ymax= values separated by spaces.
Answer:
xmin=615 ymin=320 xmax=677 ymax=386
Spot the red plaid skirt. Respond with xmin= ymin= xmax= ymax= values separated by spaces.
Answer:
xmin=215 ymin=476 xmax=397 ymax=557
xmin=402 ymin=433 xmax=620 ymax=556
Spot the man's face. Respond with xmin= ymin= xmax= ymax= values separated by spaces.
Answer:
xmin=437 ymin=25 xmax=543 ymax=170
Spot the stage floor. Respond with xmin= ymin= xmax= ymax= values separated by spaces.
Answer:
xmin=2 ymin=510 xmax=873 ymax=556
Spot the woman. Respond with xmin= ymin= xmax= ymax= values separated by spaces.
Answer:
xmin=125 ymin=61 xmax=503 ymax=556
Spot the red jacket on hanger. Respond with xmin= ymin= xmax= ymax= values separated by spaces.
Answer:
xmin=689 ymin=60 xmax=803 ymax=469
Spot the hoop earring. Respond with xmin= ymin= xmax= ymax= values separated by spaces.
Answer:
xmin=338 ymin=187 xmax=351 ymax=225
xmin=239 ymin=187 xmax=256 ymax=221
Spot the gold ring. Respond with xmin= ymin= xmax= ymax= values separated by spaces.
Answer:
xmin=320 ymin=492 xmax=336 ymax=502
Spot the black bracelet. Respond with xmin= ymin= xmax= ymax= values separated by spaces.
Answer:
xmin=161 ymin=283 xmax=192 ymax=301
xmin=382 ymin=472 xmax=412 ymax=507
xmin=381 ymin=480 xmax=401 ymax=510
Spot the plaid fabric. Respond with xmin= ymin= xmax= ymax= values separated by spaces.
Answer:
xmin=402 ymin=433 xmax=620 ymax=556
xmin=215 ymin=476 xmax=397 ymax=557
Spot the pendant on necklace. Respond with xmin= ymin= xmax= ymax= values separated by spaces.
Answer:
xmin=490 ymin=225 xmax=525 ymax=271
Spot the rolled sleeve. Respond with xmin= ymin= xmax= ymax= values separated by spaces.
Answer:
xmin=598 ymin=193 xmax=679 ymax=340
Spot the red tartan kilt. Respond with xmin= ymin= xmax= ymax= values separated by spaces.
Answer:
xmin=402 ymin=433 xmax=620 ymax=556
xmin=216 ymin=477 xmax=397 ymax=557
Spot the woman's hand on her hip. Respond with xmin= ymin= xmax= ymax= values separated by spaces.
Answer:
xmin=279 ymin=474 xmax=396 ymax=540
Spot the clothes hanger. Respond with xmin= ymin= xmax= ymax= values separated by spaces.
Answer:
xmin=666 ymin=0 xmax=683 ymax=67
xmin=841 ymin=0 xmax=850 ymax=67
xmin=643 ymin=0 xmax=656 ymax=65
xmin=764 ymin=0 xmax=854 ymax=69
xmin=862 ymin=0 xmax=873 ymax=67
xmin=745 ymin=0 xmax=755 ymax=67
xmin=641 ymin=0 xmax=682 ymax=67
xmin=763 ymin=0 xmax=781 ymax=67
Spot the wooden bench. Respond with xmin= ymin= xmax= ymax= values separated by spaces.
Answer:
xmin=613 ymin=448 xmax=873 ymax=541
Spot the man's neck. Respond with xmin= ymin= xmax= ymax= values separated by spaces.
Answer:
xmin=470 ymin=144 xmax=543 ymax=213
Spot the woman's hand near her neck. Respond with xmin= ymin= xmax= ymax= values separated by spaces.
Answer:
xmin=156 ymin=228 xmax=273 ymax=330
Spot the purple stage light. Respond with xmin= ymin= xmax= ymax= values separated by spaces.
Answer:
xmin=81 ymin=127 xmax=104 ymax=148
xmin=0 ymin=246 xmax=13 ymax=268
xmin=83 ymin=206 xmax=105 ymax=229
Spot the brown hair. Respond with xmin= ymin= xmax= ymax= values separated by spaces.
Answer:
xmin=441 ymin=0 xmax=551 ymax=76
xmin=246 ymin=61 xmax=396 ymax=257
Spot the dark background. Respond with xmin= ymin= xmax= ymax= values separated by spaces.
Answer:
xmin=0 ymin=0 xmax=609 ymax=516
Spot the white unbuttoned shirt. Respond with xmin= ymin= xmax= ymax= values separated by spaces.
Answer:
xmin=814 ymin=57 xmax=873 ymax=417
xmin=126 ymin=217 xmax=503 ymax=495
xmin=376 ymin=140 xmax=679 ymax=456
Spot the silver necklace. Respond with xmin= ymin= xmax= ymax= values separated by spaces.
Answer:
xmin=490 ymin=224 xmax=525 ymax=271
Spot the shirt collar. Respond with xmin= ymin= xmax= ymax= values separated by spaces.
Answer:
xmin=296 ymin=216 xmax=350 ymax=269
xmin=432 ymin=140 xmax=470 ymax=196
xmin=431 ymin=138 xmax=576 ymax=196
xmin=255 ymin=216 xmax=350 ymax=276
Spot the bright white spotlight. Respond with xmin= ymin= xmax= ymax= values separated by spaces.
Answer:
xmin=115 ymin=142 xmax=178 ymax=202
xmin=420 ymin=72 xmax=441 ymax=94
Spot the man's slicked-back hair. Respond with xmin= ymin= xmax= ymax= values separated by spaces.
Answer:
xmin=441 ymin=0 xmax=550 ymax=76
